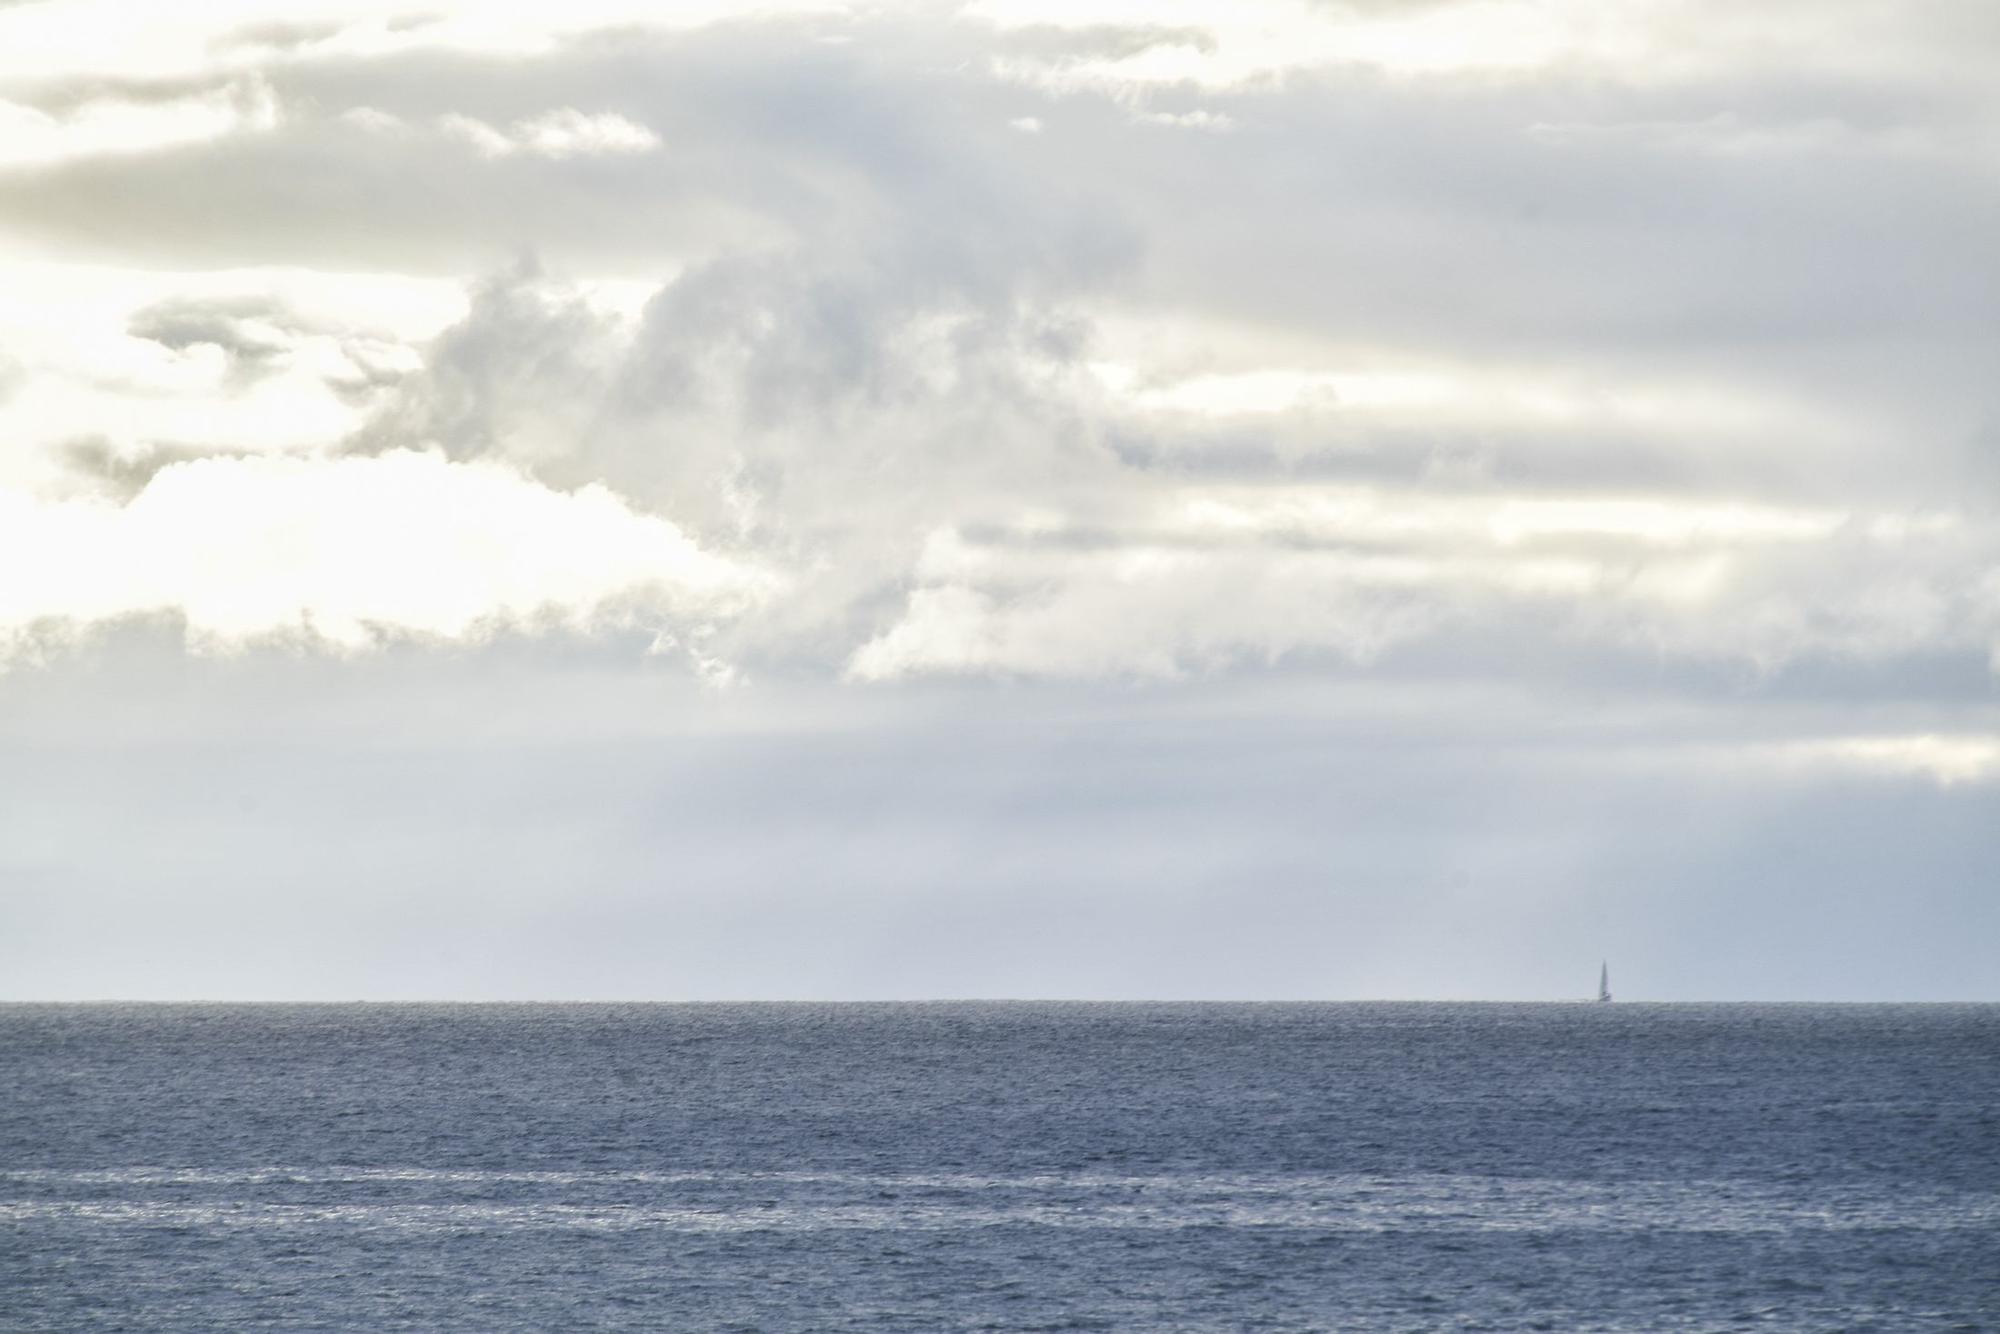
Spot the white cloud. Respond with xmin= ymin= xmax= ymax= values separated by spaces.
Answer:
xmin=978 ymin=0 xmax=1631 ymax=91
xmin=976 ymin=0 xmax=2000 ymax=92
xmin=1135 ymin=109 xmax=1233 ymax=131
xmin=0 ymin=0 xmax=1993 ymax=692
xmin=843 ymin=484 xmax=1997 ymax=680
xmin=0 ymin=260 xmax=468 ymax=490
xmin=1777 ymin=734 xmax=2000 ymax=786
xmin=0 ymin=1 xmax=845 ymax=85
xmin=512 ymin=108 xmax=661 ymax=157
xmin=0 ymin=450 xmax=775 ymax=657
xmin=0 ymin=0 xmax=1995 ymax=1003
xmin=1089 ymin=358 xmax=1868 ymax=452
xmin=437 ymin=113 xmax=520 ymax=159
xmin=439 ymin=108 xmax=661 ymax=159
xmin=0 ymin=81 xmax=279 ymax=170
xmin=338 ymin=105 xmax=405 ymax=134
xmin=0 ymin=258 xmax=467 ymax=350
xmin=836 ymin=554 xmax=1447 ymax=681
xmin=1483 ymin=498 xmax=1841 ymax=547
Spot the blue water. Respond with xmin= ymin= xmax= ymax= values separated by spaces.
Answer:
xmin=3 ymin=1003 xmax=1996 ymax=1330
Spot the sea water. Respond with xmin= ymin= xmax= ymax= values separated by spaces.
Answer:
xmin=3 ymin=1003 xmax=1995 ymax=1330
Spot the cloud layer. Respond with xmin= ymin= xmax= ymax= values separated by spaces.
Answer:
xmin=0 ymin=450 xmax=772 ymax=656
xmin=1 ymin=1 xmax=1997 ymax=999
xmin=3 ymin=0 xmax=1994 ymax=698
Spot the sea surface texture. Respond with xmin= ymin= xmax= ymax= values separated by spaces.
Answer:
xmin=3 ymin=1003 xmax=1996 ymax=1331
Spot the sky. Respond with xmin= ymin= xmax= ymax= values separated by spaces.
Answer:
xmin=0 ymin=0 xmax=1996 ymax=1000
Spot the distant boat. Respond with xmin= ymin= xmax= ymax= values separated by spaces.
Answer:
xmin=1597 ymin=961 xmax=1613 ymax=1003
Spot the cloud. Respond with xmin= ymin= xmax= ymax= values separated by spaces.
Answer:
xmin=350 ymin=237 xmax=1130 ymax=659
xmin=1 ymin=0 xmax=1995 ymax=694
xmin=125 ymin=294 xmax=309 ymax=388
xmin=335 ymin=243 xmax=1998 ymax=686
xmin=0 ymin=79 xmax=278 ymax=170
xmin=2 ymin=0 xmax=1998 ymax=1004
xmin=0 ymin=267 xmax=454 ymax=488
xmin=845 ymin=555 xmax=1441 ymax=681
xmin=0 ymin=1 xmax=846 ymax=85
xmin=436 ymin=108 xmax=661 ymax=159
xmin=6 ymin=650 xmax=1996 ymax=1000
xmin=976 ymin=0 xmax=2000 ymax=89
xmin=1135 ymin=109 xmax=1233 ymax=131
xmin=841 ymin=500 xmax=2000 ymax=681
xmin=0 ymin=450 xmax=775 ymax=660
xmin=329 ymin=227 xmax=2000 ymax=685
xmin=1777 ymin=733 xmax=2000 ymax=787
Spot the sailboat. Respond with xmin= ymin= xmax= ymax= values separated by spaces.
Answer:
xmin=1597 ymin=961 xmax=1613 ymax=1003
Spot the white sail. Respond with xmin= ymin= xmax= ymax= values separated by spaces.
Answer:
xmin=1597 ymin=961 xmax=1612 ymax=1003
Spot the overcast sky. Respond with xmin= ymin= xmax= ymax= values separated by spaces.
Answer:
xmin=1 ymin=0 xmax=1996 ymax=1000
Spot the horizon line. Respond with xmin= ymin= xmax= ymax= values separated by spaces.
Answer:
xmin=4 ymin=997 xmax=1995 ymax=1006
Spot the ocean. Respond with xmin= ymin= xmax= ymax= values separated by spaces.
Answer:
xmin=3 ymin=1003 xmax=1995 ymax=1330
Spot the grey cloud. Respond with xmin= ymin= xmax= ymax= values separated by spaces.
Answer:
xmin=353 ymin=235 xmax=1126 ymax=664
xmin=58 ymin=436 xmax=261 ymax=500
xmin=211 ymin=18 xmax=349 ymax=54
xmin=359 ymin=258 xmax=621 ymax=469
xmin=0 ymin=17 xmax=1134 ymax=272
xmin=8 ymin=10 xmax=1991 ymax=442
xmin=1 ymin=69 xmax=253 ymax=113
xmin=1 ymin=640 xmax=1994 ymax=999
xmin=8 ymin=3 xmax=1998 ymax=688
xmin=348 ymin=236 xmax=2000 ymax=687
xmin=1301 ymin=0 xmax=1476 ymax=12
xmin=127 ymin=295 xmax=295 ymax=385
xmin=987 ymin=23 xmax=1218 ymax=62
xmin=1116 ymin=78 xmax=2000 ymax=354
xmin=107 ymin=290 xmax=423 ymax=444
xmin=6 ymin=2 xmax=1999 ymax=1002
